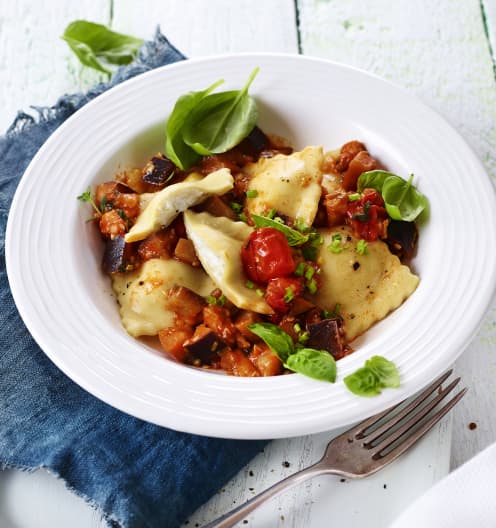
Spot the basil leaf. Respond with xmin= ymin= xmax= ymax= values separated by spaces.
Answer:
xmin=344 ymin=367 xmax=382 ymax=397
xmin=165 ymin=80 xmax=224 ymax=169
xmin=182 ymin=68 xmax=259 ymax=155
xmin=365 ymin=356 xmax=400 ymax=388
xmin=62 ymin=20 xmax=143 ymax=75
xmin=344 ymin=355 xmax=400 ymax=397
xmin=285 ymin=348 xmax=337 ymax=383
xmin=248 ymin=322 xmax=294 ymax=362
xmin=382 ymin=174 xmax=428 ymax=222
xmin=357 ymin=170 xmax=428 ymax=222
xmin=251 ymin=214 xmax=309 ymax=246
xmin=357 ymin=170 xmax=390 ymax=193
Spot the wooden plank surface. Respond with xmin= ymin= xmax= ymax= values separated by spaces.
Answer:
xmin=1 ymin=0 xmax=496 ymax=526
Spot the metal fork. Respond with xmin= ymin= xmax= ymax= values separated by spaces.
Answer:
xmin=203 ymin=370 xmax=466 ymax=528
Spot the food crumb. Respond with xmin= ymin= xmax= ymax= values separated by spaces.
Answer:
xmin=243 ymin=521 xmax=248 ymax=525
xmin=249 ymin=470 xmax=254 ymax=476
xmin=282 ymin=461 xmax=291 ymax=468
xmin=249 ymin=487 xmax=254 ymax=491
xmin=469 ymin=422 xmax=477 ymax=430
xmin=383 ymin=484 xmax=387 ymax=489
xmin=340 ymin=478 xmax=346 ymax=483
xmin=281 ymin=515 xmax=285 ymax=520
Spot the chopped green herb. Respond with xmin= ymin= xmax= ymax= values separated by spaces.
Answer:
xmin=297 ymin=331 xmax=309 ymax=344
xmin=304 ymin=266 xmax=315 ymax=281
xmin=328 ymin=234 xmax=344 ymax=254
xmin=239 ymin=212 xmax=248 ymax=222
xmin=356 ymin=239 xmax=368 ymax=255
xmin=230 ymin=202 xmax=243 ymax=213
xmin=245 ymin=280 xmax=255 ymax=289
xmin=246 ymin=189 xmax=259 ymax=198
xmin=293 ymin=323 xmax=302 ymax=333
xmin=307 ymin=278 xmax=317 ymax=294
xmin=301 ymin=232 xmax=324 ymax=261
xmin=322 ymin=303 xmax=342 ymax=319
xmin=255 ymin=288 xmax=265 ymax=297
xmin=352 ymin=200 xmax=371 ymax=222
xmin=294 ymin=262 xmax=306 ymax=277
xmin=348 ymin=192 xmax=361 ymax=201
xmin=217 ymin=294 xmax=227 ymax=306
xmin=283 ymin=287 xmax=295 ymax=303
xmin=206 ymin=295 xmax=217 ymax=305
xmin=295 ymin=218 xmax=310 ymax=233
xmin=267 ymin=208 xmax=277 ymax=219
xmin=77 ymin=186 xmax=101 ymax=216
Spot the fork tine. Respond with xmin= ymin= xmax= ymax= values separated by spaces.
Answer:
xmin=353 ymin=369 xmax=453 ymax=439
xmin=373 ymin=387 xmax=467 ymax=467
xmin=363 ymin=376 xmax=461 ymax=447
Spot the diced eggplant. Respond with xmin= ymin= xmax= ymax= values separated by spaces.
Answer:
xmin=142 ymin=155 xmax=176 ymax=186
xmin=245 ymin=126 xmax=270 ymax=153
xmin=102 ymin=235 xmax=126 ymax=273
xmin=184 ymin=326 xmax=225 ymax=363
xmin=306 ymin=318 xmax=345 ymax=359
xmin=386 ymin=220 xmax=418 ymax=262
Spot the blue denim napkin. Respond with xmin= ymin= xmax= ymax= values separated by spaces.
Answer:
xmin=0 ymin=30 xmax=266 ymax=528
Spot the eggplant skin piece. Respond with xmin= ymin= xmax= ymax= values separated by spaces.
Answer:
xmin=102 ymin=235 xmax=126 ymax=273
xmin=184 ymin=329 xmax=225 ymax=364
xmin=306 ymin=318 xmax=345 ymax=359
xmin=386 ymin=220 xmax=418 ymax=262
xmin=142 ymin=155 xmax=176 ymax=186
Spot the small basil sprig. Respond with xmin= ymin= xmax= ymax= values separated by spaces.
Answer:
xmin=165 ymin=79 xmax=224 ymax=169
xmin=182 ymin=68 xmax=259 ymax=155
xmin=344 ymin=356 xmax=400 ymax=397
xmin=357 ymin=170 xmax=428 ymax=222
xmin=251 ymin=214 xmax=309 ymax=246
xmin=62 ymin=20 xmax=143 ymax=76
xmin=248 ymin=322 xmax=337 ymax=382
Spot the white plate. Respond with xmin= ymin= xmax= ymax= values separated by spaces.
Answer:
xmin=6 ymin=54 xmax=496 ymax=439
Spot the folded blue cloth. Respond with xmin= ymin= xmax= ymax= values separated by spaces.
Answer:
xmin=0 ymin=30 xmax=267 ymax=528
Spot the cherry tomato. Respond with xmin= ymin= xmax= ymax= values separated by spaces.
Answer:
xmin=265 ymin=277 xmax=304 ymax=313
xmin=241 ymin=228 xmax=295 ymax=284
xmin=346 ymin=188 xmax=388 ymax=241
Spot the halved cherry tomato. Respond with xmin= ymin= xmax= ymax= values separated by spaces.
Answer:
xmin=265 ymin=277 xmax=304 ymax=313
xmin=241 ymin=228 xmax=295 ymax=284
xmin=346 ymin=188 xmax=389 ymax=241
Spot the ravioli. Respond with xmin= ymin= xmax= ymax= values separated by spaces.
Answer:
xmin=112 ymin=258 xmax=215 ymax=337
xmin=125 ymin=168 xmax=234 ymax=243
xmin=244 ymin=146 xmax=324 ymax=225
xmin=314 ymin=226 xmax=419 ymax=341
xmin=183 ymin=210 xmax=273 ymax=314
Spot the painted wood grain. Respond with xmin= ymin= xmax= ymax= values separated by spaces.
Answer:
xmin=0 ymin=0 xmax=111 ymax=133
xmin=111 ymin=0 xmax=299 ymax=56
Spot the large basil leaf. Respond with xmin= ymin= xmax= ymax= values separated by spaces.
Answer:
xmin=382 ymin=174 xmax=428 ymax=222
xmin=182 ymin=68 xmax=259 ymax=155
xmin=357 ymin=170 xmax=428 ymax=222
xmin=285 ymin=348 xmax=337 ymax=383
xmin=165 ymin=80 xmax=224 ymax=169
xmin=62 ymin=20 xmax=143 ymax=75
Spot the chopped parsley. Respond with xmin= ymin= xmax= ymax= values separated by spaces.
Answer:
xmin=246 ymin=189 xmax=259 ymax=198
xmin=356 ymin=239 xmax=368 ymax=255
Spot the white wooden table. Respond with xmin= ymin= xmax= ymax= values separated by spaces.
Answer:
xmin=1 ymin=1 xmax=496 ymax=527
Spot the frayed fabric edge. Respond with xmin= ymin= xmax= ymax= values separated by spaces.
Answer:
xmin=1 ymin=460 xmax=124 ymax=528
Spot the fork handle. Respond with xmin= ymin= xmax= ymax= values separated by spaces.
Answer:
xmin=201 ymin=462 xmax=330 ymax=528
